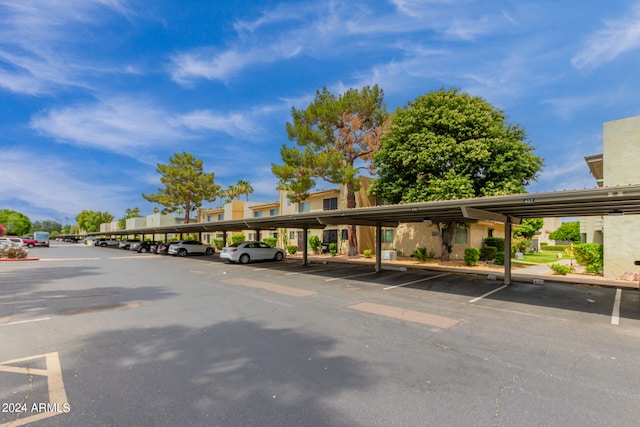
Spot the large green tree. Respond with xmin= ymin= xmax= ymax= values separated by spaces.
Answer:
xmin=0 ymin=210 xmax=32 ymax=236
xmin=513 ymin=218 xmax=544 ymax=239
xmin=549 ymin=221 xmax=580 ymax=243
xmin=369 ymin=88 xmax=543 ymax=260
xmin=118 ymin=207 xmax=142 ymax=230
xmin=32 ymin=220 xmax=63 ymax=233
xmin=76 ymin=210 xmax=114 ymax=233
xmin=272 ymin=85 xmax=388 ymax=255
xmin=143 ymin=152 xmax=221 ymax=224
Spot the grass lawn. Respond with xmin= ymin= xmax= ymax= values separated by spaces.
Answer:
xmin=519 ymin=250 xmax=573 ymax=264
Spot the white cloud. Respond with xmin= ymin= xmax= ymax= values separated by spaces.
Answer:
xmin=0 ymin=149 xmax=130 ymax=219
xmin=0 ymin=0 xmax=135 ymax=94
xmin=176 ymin=109 xmax=263 ymax=138
xmin=572 ymin=3 xmax=640 ymax=69
xmin=30 ymin=96 xmax=190 ymax=157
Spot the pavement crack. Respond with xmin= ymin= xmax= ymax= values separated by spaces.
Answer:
xmin=494 ymin=372 xmax=519 ymax=426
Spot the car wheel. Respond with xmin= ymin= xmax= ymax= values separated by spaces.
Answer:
xmin=239 ymin=254 xmax=250 ymax=264
xmin=28 ymin=243 xmax=35 ymax=248
xmin=140 ymin=247 xmax=148 ymax=253
xmin=205 ymin=247 xmax=214 ymax=255
xmin=274 ymin=251 xmax=284 ymax=261
xmin=101 ymin=243 xmax=107 ymax=247
xmin=178 ymin=248 xmax=188 ymax=257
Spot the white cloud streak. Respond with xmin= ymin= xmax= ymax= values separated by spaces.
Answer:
xmin=572 ymin=2 xmax=640 ymax=69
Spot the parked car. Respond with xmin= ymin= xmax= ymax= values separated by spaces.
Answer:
xmin=131 ymin=241 xmax=159 ymax=253
xmin=95 ymin=238 xmax=119 ymax=247
xmin=20 ymin=237 xmax=40 ymax=248
xmin=118 ymin=239 xmax=140 ymax=250
xmin=220 ymin=241 xmax=286 ymax=264
xmin=0 ymin=238 xmax=12 ymax=248
xmin=168 ymin=240 xmax=214 ymax=257
xmin=155 ymin=241 xmax=176 ymax=255
xmin=3 ymin=237 xmax=25 ymax=247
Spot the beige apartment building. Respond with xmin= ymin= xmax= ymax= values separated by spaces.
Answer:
xmin=583 ymin=115 xmax=640 ymax=279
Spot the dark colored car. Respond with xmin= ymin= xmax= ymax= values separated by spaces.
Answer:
xmin=155 ymin=242 xmax=176 ymax=255
xmin=132 ymin=241 xmax=160 ymax=253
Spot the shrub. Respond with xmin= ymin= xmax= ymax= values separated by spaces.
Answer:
xmin=231 ymin=234 xmax=246 ymax=243
xmin=479 ymin=246 xmax=497 ymax=261
xmin=550 ymin=263 xmax=574 ymax=275
xmin=0 ymin=244 xmax=28 ymax=259
xmin=511 ymin=236 xmax=531 ymax=255
xmin=464 ymin=248 xmax=480 ymax=266
xmin=413 ymin=246 xmax=428 ymax=262
xmin=212 ymin=238 xmax=224 ymax=250
xmin=572 ymin=243 xmax=603 ymax=274
xmin=309 ymin=235 xmax=321 ymax=253
xmin=263 ymin=237 xmax=277 ymax=248
xmin=494 ymin=252 xmax=505 ymax=265
xmin=329 ymin=242 xmax=337 ymax=256
xmin=483 ymin=237 xmax=504 ymax=252
xmin=363 ymin=249 xmax=372 ymax=258
xmin=286 ymin=245 xmax=298 ymax=255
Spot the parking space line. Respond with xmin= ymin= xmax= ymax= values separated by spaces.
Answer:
xmin=383 ymin=273 xmax=451 ymax=290
xmin=284 ymin=266 xmax=345 ymax=276
xmin=325 ymin=271 xmax=378 ymax=282
xmin=611 ymin=289 xmax=621 ymax=325
xmin=469 ymin=285 xmax=509 ymax=303
xmin=0 ymin=317 xmax=51 ymax=326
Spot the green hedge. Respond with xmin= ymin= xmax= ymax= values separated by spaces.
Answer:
xmin=263 ymin=237 xmax=277 ymax=248
xmin=479 ymin=246 xmax=497 ymax=261
xmin=464 ymin=248 xmax=480 ymax=266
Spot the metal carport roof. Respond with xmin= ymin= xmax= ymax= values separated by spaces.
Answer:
xmin=86 ymin=184 xmax=640 ymax=284
xmin=90 ymin=184 xmax=640 ymax=236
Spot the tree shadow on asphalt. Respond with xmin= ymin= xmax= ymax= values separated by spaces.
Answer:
xmin=64 ymin=320 xmax=374 ymax=426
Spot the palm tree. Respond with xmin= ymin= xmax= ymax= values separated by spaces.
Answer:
xmin=235 ymin=180 xmax=254 ymax=201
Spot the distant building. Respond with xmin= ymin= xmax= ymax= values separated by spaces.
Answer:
xmin=583 ymin=115 xmax=640 ymax=278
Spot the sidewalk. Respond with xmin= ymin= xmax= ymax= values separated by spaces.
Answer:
xmin=290 ymin=253 xmax=640 ymax=290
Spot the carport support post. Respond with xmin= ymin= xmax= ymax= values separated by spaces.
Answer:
xmin=302 ymin=227 xmax=309 ymax=266
xmin=375 ymin=222 xmax=382 ymax=273
xmin=504 ymin=221 xmax=512 ymax=286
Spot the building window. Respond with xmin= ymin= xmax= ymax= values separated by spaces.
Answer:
xmin=254 ymin=211 xmax=263 ymax=218
xmin=298 ymin=202 xmax=310 ymax=213
xmin=289 ymin=231 xmax=296 ymax=240
xmin=382 ymin=228 xmax=394 ymax=244
xmin=269 ymin=208 xmax=279 ymax=216
xmin=455 ymin=225 xmax=468 ymax=244
xmin=207 ymin=215 xmax=213 ymax=222
xmin=323 ymin=197 xmax=338 ymax=211
xmin=217 ymin=214 xmax=224 ymax=221
xmin=341 ymin=229 xmax=348 ymax=240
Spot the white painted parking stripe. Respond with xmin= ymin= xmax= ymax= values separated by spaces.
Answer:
xmin=325 ymin=271 xmax=378 ymax=282
xmin=285 ymin=266 xmax=344 ymax=276
xmin=40 ymin=258 xmax=100 ymax=261
xmin=383 ymin=273 xmax=451 ymax=290
xmin=1 ymin=317 xmax=51 ymax=326
xmin=611 ymin=289 xmax=621 ymax=325
xmin=469 ymin=285 xmax=509 ymax=303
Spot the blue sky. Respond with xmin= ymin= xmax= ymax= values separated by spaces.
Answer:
xmin=2 ymin=0 xmax=640 ymax=224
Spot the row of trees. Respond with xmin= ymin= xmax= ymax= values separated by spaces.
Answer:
xmin=7 ymin=86 xmax=546 ymax=255
xmin=271 ymin=86 xmax=543 ymax=259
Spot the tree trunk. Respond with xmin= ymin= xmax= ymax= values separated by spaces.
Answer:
xmin=438 ymin=222 xmax=457 ymax=261
xmin=346 ymin=185 xmax=358 ymax=256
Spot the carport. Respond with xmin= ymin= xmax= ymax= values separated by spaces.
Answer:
xmin=87 ymin=184 xmax=640 ymax=285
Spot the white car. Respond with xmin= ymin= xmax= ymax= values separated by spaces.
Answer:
xmin=2 ymin=237 xmax=24 ymax=247
xmin=167 ymin=240 xmax=214 ymax=257
xmin=220 ymin=241 xmax=286 ymax=264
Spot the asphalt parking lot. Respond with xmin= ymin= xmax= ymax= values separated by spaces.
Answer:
xmin=2 ymin=243 xmax=640 ymax=426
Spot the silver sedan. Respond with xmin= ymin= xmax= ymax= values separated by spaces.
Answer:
xmin=220 ymin=241 xmax=286 ymax=264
